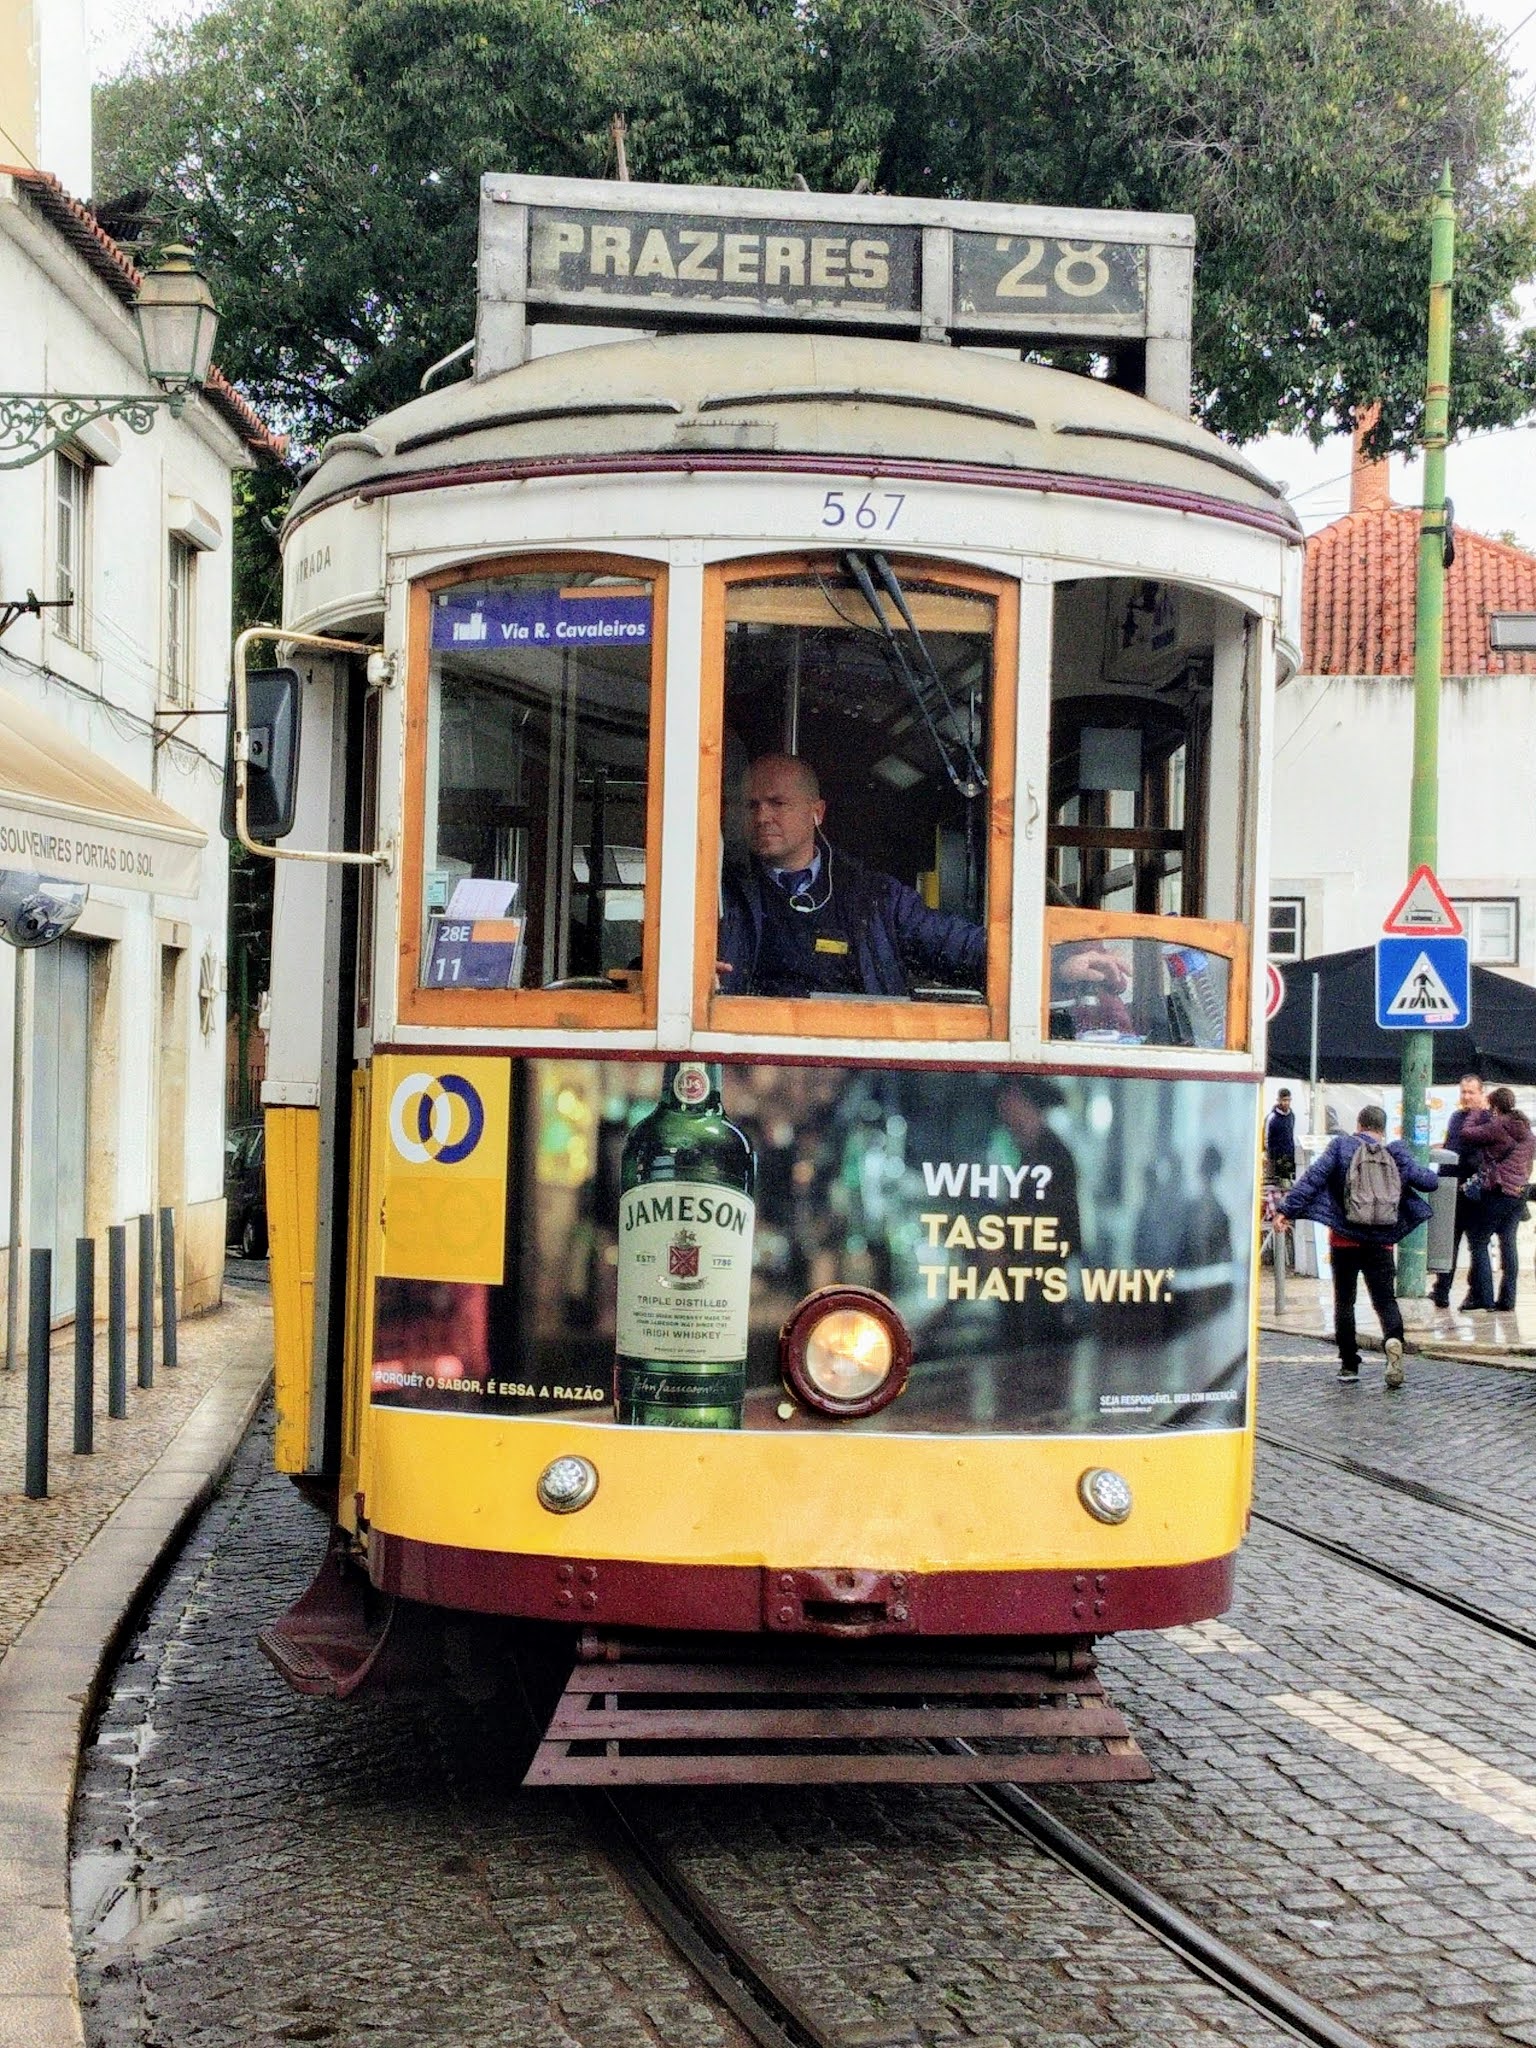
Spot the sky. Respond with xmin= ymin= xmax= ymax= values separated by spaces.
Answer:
xmin=88 ymin=0 xmax=1536 ymax=547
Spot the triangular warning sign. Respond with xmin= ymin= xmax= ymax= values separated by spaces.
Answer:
xmin=1385 ymin=950 xmax=1461 ymax=1020
xmin=1383 ymin=865 xmax=1461 ymax=935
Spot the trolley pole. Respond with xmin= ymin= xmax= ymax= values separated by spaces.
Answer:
xmin=1397 ymin=164 xmax=1455 ymax=1301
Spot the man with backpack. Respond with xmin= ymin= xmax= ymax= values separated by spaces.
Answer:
xmin=1276 ymin=1106 xmax=1440 ymax=1388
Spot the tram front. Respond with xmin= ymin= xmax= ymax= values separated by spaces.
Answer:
xmin=232 ymin=175 xmax=1302 ymax=1783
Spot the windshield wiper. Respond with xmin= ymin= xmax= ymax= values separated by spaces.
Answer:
xmin=839 ymin=551 xmax=988 ymax=798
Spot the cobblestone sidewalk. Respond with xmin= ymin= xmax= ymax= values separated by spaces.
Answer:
xmin=0 ymin=1281 xmax=274 ymax=1658
xmin=0 ymin=1274 xmax=273 ymax=2048
xmin=1258 ymin=1257 xmax=1536 ymax=1364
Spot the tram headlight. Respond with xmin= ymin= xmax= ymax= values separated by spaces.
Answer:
xmin=536 ymin=1456 xmax=598 ymax=1514
xmin=779 ymin=1288 xmax=911 ymax=1418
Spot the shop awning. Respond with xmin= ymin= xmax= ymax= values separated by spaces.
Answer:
xmin=0 ymin=685 xmax=207 ymax=898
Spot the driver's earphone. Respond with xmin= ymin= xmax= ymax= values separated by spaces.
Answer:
xmin=788 ymin=832 xmax=834 ymax=914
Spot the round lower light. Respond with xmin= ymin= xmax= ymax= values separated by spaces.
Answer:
xmin=804 ymin=1309 xmax=893 ymax=1401
xmin=536 ymin=1455 xmax=598 ymax=1514
xmin=780 ymin=1287 xmax=912 ymax=1418
xmin=1078 ymin=1467 xmax=1133 ymax=1525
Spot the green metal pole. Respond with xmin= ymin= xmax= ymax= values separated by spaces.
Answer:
xmin=1397 ymin=164 xmax=1455 ymax=1300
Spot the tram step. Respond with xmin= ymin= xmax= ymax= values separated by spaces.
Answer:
xmin=524 ymin=1639 xmax=1151 ymax=1786
xmin=257 ymin=1538 xmax=396 ymax=1699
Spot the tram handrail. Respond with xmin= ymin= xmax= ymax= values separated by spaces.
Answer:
xmin=231 ymin=624 xmax=394 ymax=871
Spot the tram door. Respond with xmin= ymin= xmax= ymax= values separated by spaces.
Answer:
xmin=29 ymin=937 xmax=92 ymax=1315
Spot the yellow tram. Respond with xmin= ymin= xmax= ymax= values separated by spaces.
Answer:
xmin=232 ymin=175 xmax=1302 ymax=1784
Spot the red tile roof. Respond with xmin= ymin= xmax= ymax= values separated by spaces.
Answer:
xmin=1303 ymin=500 xmax=1536 ymax=677
xmin=2 ymin=165 xmax=287 ymax=466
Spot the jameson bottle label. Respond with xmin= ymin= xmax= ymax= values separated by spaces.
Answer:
xmin=616 ymin=1182 xmax=755 ymax=1364
xmin=616 ymin=1063 xmax=756 ymax=1428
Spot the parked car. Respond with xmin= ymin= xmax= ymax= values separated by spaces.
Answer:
xmin=225 ymin=1122 xmax=268 ymax=1258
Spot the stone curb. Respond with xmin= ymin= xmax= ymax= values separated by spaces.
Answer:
xmin=0 ymin=1338 xmax=273 ymax=2048
xmin=1257 ymin=1318 xmax=1536 ymax=1370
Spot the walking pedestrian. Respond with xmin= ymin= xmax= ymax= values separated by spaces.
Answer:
xmin=1264 ymin=1088 xmax=1298 ymax=1188
xmin=1456 ymin=1087 xmax=1535 ymax=1311
xmin=1277 ymin=1106 xmax=1438 ymax=1389
xmin=1428 ymin=1073 xmax=1486 ymax=1309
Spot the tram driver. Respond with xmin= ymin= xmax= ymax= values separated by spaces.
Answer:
xmin=716 ymin=754 xmax=986 ymax=999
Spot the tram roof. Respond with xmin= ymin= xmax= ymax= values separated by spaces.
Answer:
xmin=285 ymin=332 xmax=1299 ymax=537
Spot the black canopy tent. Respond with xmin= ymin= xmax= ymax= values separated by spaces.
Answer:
xmin=1266 ymin=947 xmax=1536 ymax=1087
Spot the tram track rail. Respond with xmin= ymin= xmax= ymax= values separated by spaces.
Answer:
xmin=1253 ymin=1429 xmax=1536 ymax=1655
xmin=1251 ymin=1507 xmax=1536 ymax=1657
xmin=944 ymin=1751 xmax=1387 ymax=2048
xmin=589 ymin=1757 xmax=1392 ymax=2048
xmin=582 ymin=1790 xmax=838 ymax=2048
xmin=1256 ymin=1429 xmax=1534 ymax=1545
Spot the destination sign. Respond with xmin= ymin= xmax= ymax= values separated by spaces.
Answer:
xmin=479 ymin=176 xmax=1195 ymax=409
xmin=527 ymin=205 xmax=922 ymax=318
xmin=953 ymin=231 xmax=1146 ymax=324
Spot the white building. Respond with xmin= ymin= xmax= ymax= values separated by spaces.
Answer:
xmin=1 ymin=131 xmax=283 ymax=1331
xmin=1268 ymin=431 xmax=1536 ymax=981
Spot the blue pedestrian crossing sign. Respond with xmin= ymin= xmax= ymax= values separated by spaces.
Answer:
xmin=1375 ymin=934 xmax=1471 ymax=1030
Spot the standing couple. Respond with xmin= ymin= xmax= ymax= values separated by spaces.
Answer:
xmin=1431 ymin=1074 xmax=1534 ymax=1312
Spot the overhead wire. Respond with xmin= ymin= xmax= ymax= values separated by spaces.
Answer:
xmin=0 ymin=640 xmax=224 ymax=774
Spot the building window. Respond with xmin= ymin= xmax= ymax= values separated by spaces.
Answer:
xmin=166 ymin=537 xmax=195 ymax=705
xmin=1267 ymin=897 xmax=1305 ymax=961
xmin=1451 ymin=898 xmax=1517 ymax=965
xmin=54 ymin=451 xmax=89 ymax=644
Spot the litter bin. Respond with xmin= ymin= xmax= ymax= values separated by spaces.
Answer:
xmin=1425 ymin=1146 xmax=1459 ymax=1276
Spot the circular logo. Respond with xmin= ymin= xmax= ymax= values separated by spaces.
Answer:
xmin=1265 ymin=961 xmax=1286 ymax=1021
xmin=673 ymin=1064 xmax=711 ymax=1107
xmin=388 ymin=1071 xmax=485 ymax=1165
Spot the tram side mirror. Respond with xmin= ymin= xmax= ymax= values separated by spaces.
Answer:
xmin=221 ymin=668 xmax=301 ymax=844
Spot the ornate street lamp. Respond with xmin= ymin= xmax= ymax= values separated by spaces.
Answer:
xmin=0 ymin=245 xmax=221 ymax=470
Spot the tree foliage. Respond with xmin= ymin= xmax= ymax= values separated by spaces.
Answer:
xmin=97 ymin=0 xmax=1536 ymax=458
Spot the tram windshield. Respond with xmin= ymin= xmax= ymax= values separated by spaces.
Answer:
xmin=715 ymin=561 xmax=997 ymax=1009
xmin=1045 ymin=578 xmax=1251 ymax=1051
xmin=420 ymin=570 xmax=654 ymax=991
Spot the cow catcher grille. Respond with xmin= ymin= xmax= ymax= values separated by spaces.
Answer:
xmin=523 ymin=1631 xmax=1151 ymax=1786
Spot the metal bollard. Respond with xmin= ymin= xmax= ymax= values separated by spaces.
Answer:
xmin=74 ymin=1237 xmax=94 ymax=1454
xmin=108 ymin=1224 xmax=127 ymax=1418
xmin=26 ymin=1248 xmax=51 ymax=1499
xmin=1273 ymin=1225 xmax=1288 ymax=1315
xmin=159 ymin=1206 xmax=178 ymax=1369
xmin=137 ymin=1211 xmax=155 ymax=1391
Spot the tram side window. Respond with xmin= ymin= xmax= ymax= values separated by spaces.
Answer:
xmin=716 ymin=565 xmax=994 ymax=1006
xmin=1046 ymin=579 xmax=1250 ymax=1049
xmin=421 ymin=572 xmax=653 ymax=993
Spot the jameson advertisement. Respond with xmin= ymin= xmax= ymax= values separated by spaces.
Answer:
xmin=370 ymin=1061 xmax=1255 ymax=1434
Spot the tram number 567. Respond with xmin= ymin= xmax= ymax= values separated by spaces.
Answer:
xmin=819 ymin=489 xmax=906 ymax=533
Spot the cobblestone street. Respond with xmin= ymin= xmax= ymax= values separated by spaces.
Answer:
xmin=70 ymin=1335 xmax=1536 ymax=2048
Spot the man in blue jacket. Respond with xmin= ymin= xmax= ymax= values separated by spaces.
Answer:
xmin=716 ymin=755 xmax=986 ymax=998
xmin=1278 ymin=1105 xmax=1439 ymax=1389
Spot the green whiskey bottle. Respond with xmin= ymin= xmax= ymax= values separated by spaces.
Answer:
xmin=616 ymin=1062 xmax=756 ymax=1427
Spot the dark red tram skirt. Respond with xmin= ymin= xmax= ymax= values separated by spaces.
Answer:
xmin=371 ymin=1533 xmax=1236 ymax=1637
